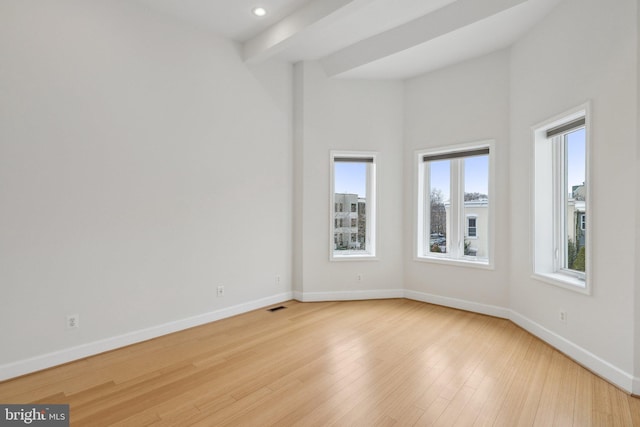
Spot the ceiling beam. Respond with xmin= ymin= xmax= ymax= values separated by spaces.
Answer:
xmin=243 ymin=0 xmax=362 ymax=64
xmin=320 ymin=0 xmax=527 ymax=77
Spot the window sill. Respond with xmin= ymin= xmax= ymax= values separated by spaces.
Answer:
xmin=532 ymin=272 xmax=590 ymax=295
xmin=331 ymin=254 xmax=378 ymax=262
xmin=415 ymin=256 xmax=493 ymax=270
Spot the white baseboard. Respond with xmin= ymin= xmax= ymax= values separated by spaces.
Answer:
xmin=509 ymin=310 xmax=634 ymax=394
xmin=403 ymin=289 xmax=511 ymax=319
xmin=293 ymin=289 xmax=404 ymax=302
xmin=0 ymin=292 xmax=293 ymax=382
xmin=2 ymin=289 xmax=636 ymax=396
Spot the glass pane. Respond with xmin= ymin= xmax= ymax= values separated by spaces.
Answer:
xmin=429 ymin=160 xmax=450 ymax=254
xmin=564 ymin=128 xmax=586 ymax=272
xmin=334 ymin=162 xmax=367 ymax=254
xmin=463 ymin=155 xmax=489 ymax=260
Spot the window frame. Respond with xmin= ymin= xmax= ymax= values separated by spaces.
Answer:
xmin=415 ymin=140 xmax=495 ymax=269
xmin=330 ymin=151 xmax=378 ymax=261
xmin=532 ymin=103 xmax=591 ymax=294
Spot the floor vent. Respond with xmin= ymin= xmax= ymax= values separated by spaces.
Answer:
xmin=267 ymin=305 xmax=287 ymax=312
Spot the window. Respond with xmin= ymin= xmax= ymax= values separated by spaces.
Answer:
xmin=331 ymin=151 xmax=377 ymax=259
xmin=533 ymin=105 xmax=589 ymax=293
xmin=467 ymin=215 xmax=477 ymax=238
xmin=417 ymin=142 xmax=492 ymax=265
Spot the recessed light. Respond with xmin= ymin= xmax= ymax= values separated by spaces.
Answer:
xmin=252 ymin=7 xmax=267 ymax=17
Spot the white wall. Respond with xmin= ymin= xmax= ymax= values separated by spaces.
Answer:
xmin=510 ymin=0 xmax=637 ymax=379
xmin=293 ymin=61 xmax=404 ymax=299
xmin=0 ymin=0 xmax=292 ymax=370
xmin=403 ymin=50 xmax=511 ymax=313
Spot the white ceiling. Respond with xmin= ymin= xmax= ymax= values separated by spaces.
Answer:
xmin=134 ymin=0 xmax=562 ymax=79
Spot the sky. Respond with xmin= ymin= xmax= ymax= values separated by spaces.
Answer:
xmin=430 ymin=155 xmax=489 ymax=201
xmin=566 ymin=128 xmax=586 ymax=195
xmin=334 ymin=162 xmax=367 ymax=197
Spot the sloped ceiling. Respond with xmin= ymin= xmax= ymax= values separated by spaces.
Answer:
xmin=134 ymin=0 xmax=562 ymax=79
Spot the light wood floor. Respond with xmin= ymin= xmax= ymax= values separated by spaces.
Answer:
xmin=0 ymin=299 xmax=638 ymax=426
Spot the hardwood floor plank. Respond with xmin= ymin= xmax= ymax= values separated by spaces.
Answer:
xmin=0 ymin=299 xmax=636 ymax=426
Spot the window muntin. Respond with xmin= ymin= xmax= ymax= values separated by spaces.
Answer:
xmin=331 ymin=152 xmax=377 ymax=259
xmin=418 ymin=144 xmax=491 ymax=265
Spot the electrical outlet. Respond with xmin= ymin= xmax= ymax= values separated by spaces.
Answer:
xmin=66 ymin=314 xmax=79 ymax=329
xmin=559 ymin=311 xmax=567 ymax=323
xmin=275 ymin=275 xmax=281 ymax=285
xmin=357 ymin=273 xmax=363 ymax=282
xmin=217 ymin=286 xmax=225 ymax=297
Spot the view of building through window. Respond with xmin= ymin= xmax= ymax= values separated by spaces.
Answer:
xmin=333 ymin=158 xmax=372 ymax=256
xmin=426 ymin=151 xmax=489 ymax=261
xmin=564 ymin=128 xmax=586 ymax=273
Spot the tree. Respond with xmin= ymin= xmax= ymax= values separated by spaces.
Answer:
xmin=430 ymin=188 xmax=446 ymax=236
xmin=567 ymin=238 xmax=577 ymax=270
xmin=573 ymin=247 xmax=586 ymax=272
xmin=464 ymin=192 xmax=488 ymax=201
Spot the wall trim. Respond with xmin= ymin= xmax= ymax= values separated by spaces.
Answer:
xmin=0 ymin=292 xmax=293 ymax=382
xmin=293 ymin=289 xmax=403 ymax=302
xmin=1 ymin=290 xmax=635 ymax=396
xmin=509 ymin=310 xmax=634 ymax=394
xmin=404 ymin=289 xmax=511 ymax=319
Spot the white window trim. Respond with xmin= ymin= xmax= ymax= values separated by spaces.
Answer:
xmin=414 ymin=140 xmax=495 ymax=270
xmin=330 ymin=150 xmax=378 ymax=261
xmin=531 ymin=102 xmax=592 ymax=295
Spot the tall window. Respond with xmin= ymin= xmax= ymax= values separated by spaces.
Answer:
xmin=417 ymin=143 xmax=492 ymax=265
xmin=331 ymin=152 xmax=377 ymax=259
xmin=533 ymin=106 xmax=589 ymax=292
